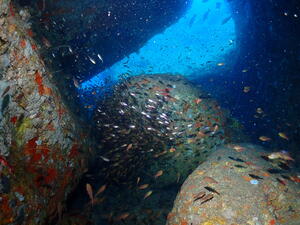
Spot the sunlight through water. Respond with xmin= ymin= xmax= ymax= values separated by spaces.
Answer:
xmin=81 ymin=0 xmax=236 ymax=91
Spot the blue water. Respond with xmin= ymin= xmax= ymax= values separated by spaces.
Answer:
xmin=80 ymin=0 xmax=237 ymax=91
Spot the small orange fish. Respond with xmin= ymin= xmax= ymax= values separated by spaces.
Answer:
xmin=169 ymin=147 xmax=176 ymax=152
xmin=260 ymin=171 xmax=270 ymax=177
xmin=278 ymin=132 xmax=288 ymax=140
xmin=154 ymin=170 xmax=163 ymax=178
xmin=126 ymin=143 xmax=133 ymax=151
xmin=259 ymin=136 xmax=271 ymax=142
xmin=242 ymin=176 xmax=252 ymax=182
xmin=144 ymin=190 xmax=153 ymax=199
xmin=232 ymin=145 xmax=245 ymax=152
xmin=138 ymin=184 xmax=149 ymax=189
xmin=95 ymin=184 xmax=106 ymax=197
xmin=86 ymin=183 xmax=94 ymax=204
xmin=115 ymin=212 xmax=130 ymax=221
xmin=194 ymin=98 xmax=202 ymax=104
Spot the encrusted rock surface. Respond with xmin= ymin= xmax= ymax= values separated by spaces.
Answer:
xmin=0 ymin=1 xmax=89 ymax=224
xmin=166 ymin=143 xmax=300 ymax=225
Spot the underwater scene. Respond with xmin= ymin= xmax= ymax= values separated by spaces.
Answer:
xmin=0 ymin=0 xmax=300 ymax=224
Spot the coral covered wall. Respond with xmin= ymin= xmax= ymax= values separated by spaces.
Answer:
xmin=0 ymin=0 xmax=89 ymax=224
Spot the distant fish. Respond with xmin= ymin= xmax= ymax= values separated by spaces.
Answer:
xmin=276 ymin=178 xmax=287 ymax=186
xmin=202 ymin=9 xmax=211 ymax=22
xmin=248 ymin=174 xmax=263 ymax=180
xmin=232 ymin=145 xmax=245 ymax=152
xmin=216 ymin=2 xmax=221 ymax=9
xmin=86 ymin=183 xmax=94 ymax=204
xmin=88 ymin=56 xmax=96 ymax=64
xmin=1 ymin=86 xmax=10 ymax=97
xmin=259 ymin=136 xmax=271 ymax=142
xmin=115 ymin=212 xmax=130 ymax=221
xmin=204 ymin=186 xmax=220 ymax=195
xmin=278 ymin=162 xmax=291 ymax=171
xmin=144 ymin=190 xmax=153 ymax=199
xmin=234 ymin=164 xmax=246 ymax=168
xmin=278 ymin=132 xmax=289 ymax=140
xmin=243 ymin=86 xmax=250 ymax=93
xmin=267 ymin=168 xmax=283 ymax=174
xmin=95 ymin=184 xmax=106 ymax=197
xmin=97 ymin=54 xmax=103 ymax=63
xmin=169 ymin=147 xmax=176 ymax=152
xmin=200 ymin=193 xmax=214 ymax=205
xmin=267 ymin=151 xmax=294 ymax=161
xmin=99 ymin=155 xmax=110 ymax=162
xmin=126 ymin=143 xmax=133 ymax=151
xmin=189 ymin=14 xmax=197 ymax=27
xmin=154 ymin=170 xmax=163 ymax=178
xmin=228 ymin=156 xmax=245 ymax=163
xmin=193 ymin=191 xmax=206 ymax=202
xmin=221 ymin=16 xmax=232 ymax=25
xmin=256 ymin=108 xmax=263 ymax=114
xmin=73 ymin=77 xmax=80 ymax=88
xmin=138 ymin=184 xmax=149 ymax=189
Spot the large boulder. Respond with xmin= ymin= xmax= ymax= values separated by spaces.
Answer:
xmin=166 ymin=143 xmax=300 ymax=225
xmin=92 ymin=74 xmax=243 ymax=186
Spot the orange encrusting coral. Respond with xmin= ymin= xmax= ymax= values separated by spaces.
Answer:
xmin=34 ymin=71 xmax=52 ymax=96
xmin=20 ymin=39 xmax=26 ymax=48
xmin=35 ymin=71 xmax=45 ymax=95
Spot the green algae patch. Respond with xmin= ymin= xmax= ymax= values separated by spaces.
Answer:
xmin=15 ymin=117 xmax=32 ymax=147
